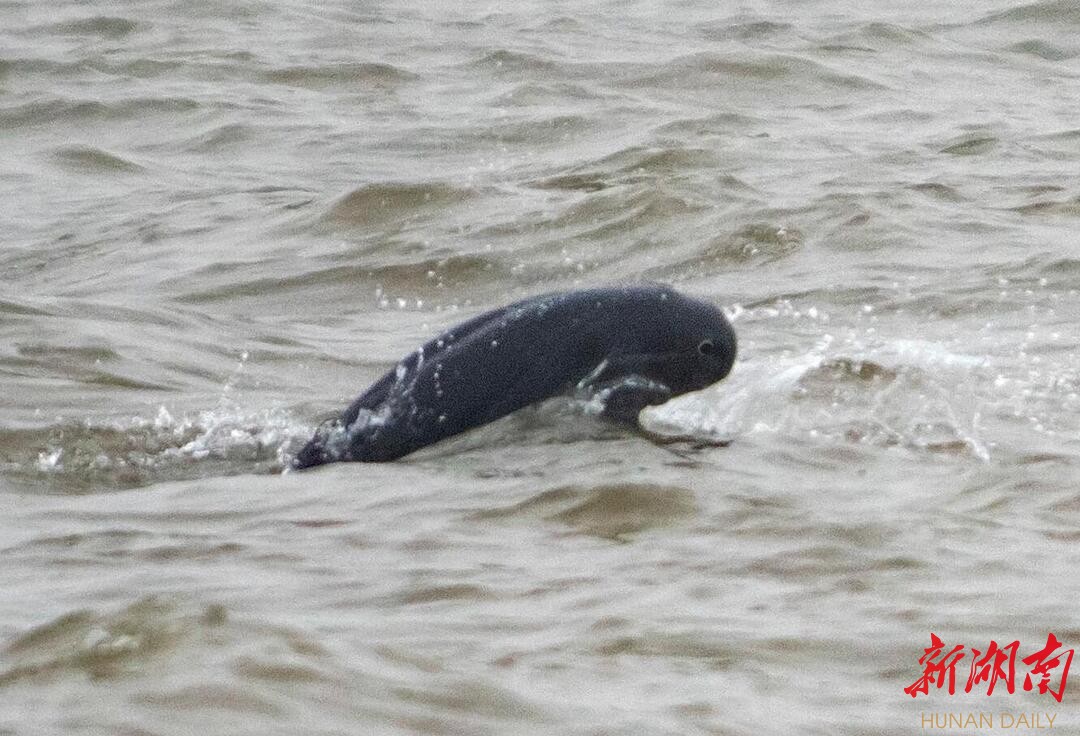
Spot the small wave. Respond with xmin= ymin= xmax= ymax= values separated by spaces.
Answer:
xmin=1 ymin=339 xmax=174 ymax=392
xmin=589 ymin=629 xmax=740 ymax=664
xmin=51 ymin=145 xmax=145 ymax=174
xmin=320 ymin=182 xmax=476 ymax=229
xmin=938 ymin=133 xmax=998 ymax=156
xmin=262 ymin=62 xmax=418 ymax=89
xmin=16 ymin=343 xmax=121 ymax=363
xmin=1038 ymin=257 xmax=1080 ymax=275
xmin=0 ymin=597 xmax=206 ymax=687
xmin=30 ymin=16 xmax=138 ymax=38
xmin=543 ymin=187 xmax=707 ymax=238
xmin=0 ymin=96 xmax=200 ymax=129
xmin=530 ymin=16 xmax=584 ymax=33
xmin=642 ymin=222 xmax=802 ymax=280
xmin=0 ymin=99 xmax=108 ymax=128
xmin=529 ymin=173 xmax=610 ymax=193
xmin=701 ymin=222 xmax=803 ymax=264
xmin=1006 ymin=39 xmax=1076 ymax=60
xmin=652 ymin=112 xmax=763 ymax=138
xmin=389 ymin=679 xmax=550 ymax=725
xmin=174 ymin=253 xmax=509 ymax=305
xmin=0 ymin=596 xmax=338 ymax=704
xmin=976 ymin=0 xmax=1080 ymax=26
xmin=0 ymin=57 xmax=180 ymax=80
xmin=471 ymin=483 xmax=698 ymax=540
xmin=491 ymin=81 xmax=612 ymax=107
xmin=460 ymin=49 xmax=567 ymax=75
xmin=908 ymin=182 xmax=967 ymax=202
xmin=136 ymin=685 xmax=283 ymax=715
xmin=695 ymin=19 xmax=794 ymax=42
xmin=460 ymin=114 xmax=594 ymax=146
xmin=393 ymin=584 xmax=496 ymax=606
xmin=530 ymin=145 xmax=721 ymax=192
xmin=627 ymin=51 xmax=886 ymax=92
xmin=0 ymin=298 xmax=52 ymax=317
xmin=1011 ymin=195 xmax=1080 ymax=217
xmin=96 ymin=58 xmax=181 ymax=78
xmin=818 ymin=22 xmax=932 ymax=52
xmin=180 ymin=123 xmax=255 ymax=152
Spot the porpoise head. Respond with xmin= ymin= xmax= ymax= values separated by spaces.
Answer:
xmin=677 ymin=296 xmax=738 ymax=392
xmin=601 ymin=289 xmax=737 ymax=398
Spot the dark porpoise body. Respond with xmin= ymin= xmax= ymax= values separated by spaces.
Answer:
xmin=292 ymin=284 xmax=736 ymax=469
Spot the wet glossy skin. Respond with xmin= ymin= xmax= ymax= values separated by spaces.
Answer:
xmin=293 ymin=284 xmax=736 ymax=468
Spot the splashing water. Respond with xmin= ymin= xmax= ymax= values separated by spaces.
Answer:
xmin=23 ymin=405 xmax=312 ymax=491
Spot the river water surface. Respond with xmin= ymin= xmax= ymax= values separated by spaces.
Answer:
xmin=2 ymin=1 xmax=1080 ymax=734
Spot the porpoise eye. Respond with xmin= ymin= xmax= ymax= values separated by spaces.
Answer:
xmin=698 ymin=339 xmax=720 ymax=357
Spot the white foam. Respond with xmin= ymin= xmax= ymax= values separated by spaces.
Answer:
xmin=642 ymin=338 xmax=992 ymax=460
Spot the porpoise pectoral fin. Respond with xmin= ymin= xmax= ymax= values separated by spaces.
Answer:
xmin=591 ymin=376 xmax=673 ymax=424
